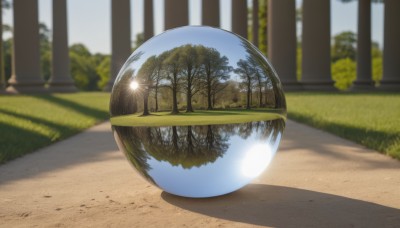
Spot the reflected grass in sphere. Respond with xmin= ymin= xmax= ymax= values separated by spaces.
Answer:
xmin=110 ymin=26 xmax=286 ymax=198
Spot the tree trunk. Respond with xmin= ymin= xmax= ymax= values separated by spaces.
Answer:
xmin=143 ymin=89 xmax=150 ymax=116
xmin=186 ymin=80 xmax=194 ymax=112
xmin=154 ymin=86 xmax=158 ymax=112
xmin=246 ymin=84 xmax=251 ymax=109
xmin=206 ymin=125 xmax=214 ymax=149
xmin=172 ymin=85 xmax=179 ymax=114
xmin=258 ymin=86 xmax=262 ymax=107
xmin=187 ymin=126 xmax=193 ymax=154
xmin=172 ymin=126 xmax=178 ymax=152
xmin=207 ymin=80 xmax=212 ymax=110
xmin=250 ymin=88 xmax=253 ymax=108
xmin=212 ymin=94 xmax=216 ymax=108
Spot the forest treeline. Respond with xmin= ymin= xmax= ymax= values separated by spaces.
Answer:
xmin=111 ymin=42 xmax=286 ymax=116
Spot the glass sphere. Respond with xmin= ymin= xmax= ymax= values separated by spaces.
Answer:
xmin=110 ymin=26 xmax=286 ymax=198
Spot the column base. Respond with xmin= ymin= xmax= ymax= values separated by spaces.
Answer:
xmin=6 ymin=83 xmax=48 ymax=94
xmin=352 ymin=80 xmax=375 ymax=91
xmin=48 ymin=81 xmax=78 ymax=93
xmin=301 ymin=81 xmax=336 ymax=91
xmin=378 ymin=80 xmax=400 ymax=91
xmin=281 ymin=82 xmax=303 ymax=91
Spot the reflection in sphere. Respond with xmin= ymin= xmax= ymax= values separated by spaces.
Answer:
xmin=110 ymin=26 xmax=286 ymax=198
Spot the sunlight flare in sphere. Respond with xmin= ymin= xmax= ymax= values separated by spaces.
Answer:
xmin=130 ymin=81 xmax=139 ymax=90
xmin=241 ymin=144 xmax=273 ymax=178
xmin=110 ymin=26 xmax=286 ymax=198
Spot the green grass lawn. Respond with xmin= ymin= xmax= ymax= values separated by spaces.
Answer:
xmin=0 ymin=92 xmax=110 ymax=164
xmin=2 ymin=91 xmax=399 ymax=164
xmin=110 ymin=109 xmax=286 ymax=127
xmin=286 ymin=92 xmax=400 ymax=160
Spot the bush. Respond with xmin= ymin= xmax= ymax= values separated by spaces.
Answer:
xmin=332 ymin=58 xmax=356 ymax=90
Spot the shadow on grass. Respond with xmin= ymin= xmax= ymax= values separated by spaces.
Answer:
xmin=277 ymin=120 xmax=400 ymax=171
xmin=0 ymin=94 xmax=109 ymax=164
xmin=0 ymin=122 xmax=55 ymax=164
xmin=0 ymin=109 xmax=80 ymax=164
xmin=34 ymin=94 xmax=109 ymax=120
xmin=288 ymin=112 xmax=400 ymax=160
xmin=162 ymin=184 xmax=400 ymax=227
xmin=0 ymin=126 xmax=119 ymax=184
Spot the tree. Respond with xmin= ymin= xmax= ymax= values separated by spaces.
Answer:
xmin=132 ymin=33 xmax=144 ymax=51
xmin=249 ymin=58 xmax=265 ymax=107
xmin=180 ymin=45 xmax=203 ymax=112
xmin=248 ymin=0 xmax=267 ymax=56
xmin=152 ymin=54 xmax=166 ymax=112
xmin=96 ymin=56 xmax=110 ymax=90
xmin=332 ymin=58 xmax=356 ymax=90
xmin=163 ymin=48 xmax=183 ymax=114
xmin=137 ymin=55 xmax=159 ymax=116
xmin=234 ymin=59 xmax=255 ymax=109
xmin=39 ymin=23 xmax=51 ymax=81
xmin=69 ymin=43 xmax=99 ymax=90
xmin=331 ymin=31 xmax=357 ymax=62
xmin=200 ymin=47 xmax=231 ymax=110
xmin=371 ymin=41 xmax=382 ymax=86
xmin=372 ymin=57 xmax=382 ymax=86
xmin=258 ymin=0 xmax=268 ymax=56
xmin=371 ymin=41 xmax=382 ymax=59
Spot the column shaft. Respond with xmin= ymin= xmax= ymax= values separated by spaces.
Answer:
xmin=301 ymin=0 xmax=334 ymax=90
xmin=381 ymin=0 xmax=400 ymax=90
xmin=165 ymin=0 xmax=189 ymax=30
xmin=353 ymin=0 xmax=373 ymax=90
xmin=252 ymin=0 xmax=259 ymax=47
xmin=6 ymin=0 xmax=45 ymax=93
xmin=0 ymin=0 xmax=4 ymax=90
xmin=232 ymin=0 xmax=247 ymax=39
xmin=144 ymin=0 xmax=154 ymax=41
xmin=202 ymin=0 xmax=220 ymax=27
xmin=268 ymin=0 xmax=300 ymax=90
xmin=106 ymin=0 xmax=132 ymax=91
xmin=49 ymin=0 xmax=77 ymax=92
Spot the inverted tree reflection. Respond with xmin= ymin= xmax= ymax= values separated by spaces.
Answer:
xmin=113 ymin=120 xmax=285 ymax=171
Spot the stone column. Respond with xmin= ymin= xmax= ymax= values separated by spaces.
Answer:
xmin=353 ymin=0 xmax=373 ymax=90
xmin=144 ymin=0 xmax=154 ymax=41
xmin=165 ymin=0 xmax=189 ymax=30
xmin=252 ymin=0 xmax=259 ymax=47
xmin=6 ymin=0 xmax=45 ymax=93
xmin=301 ymin=0 xmax=334 ymax=90
xmin=48 ymin=0 xmax=77 ymax=92
xmin=380 ymin=0 xmax=400 ymax=90
xmin=268 ymin=0 xmax=300 ymax=90
xmin=202 ymin=0 xmax=220 ymax=27
xmin=105 ymin=0 xmax=131 ymax=91
xmin=232 ymin=0 xmax=247 ymax=39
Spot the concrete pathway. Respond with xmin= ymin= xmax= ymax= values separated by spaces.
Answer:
xmin=0 ymin=120 xmax=399 ymax=228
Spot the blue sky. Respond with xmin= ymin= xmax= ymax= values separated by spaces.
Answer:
xmin=2 ymin=0 xmax=384 ymax=54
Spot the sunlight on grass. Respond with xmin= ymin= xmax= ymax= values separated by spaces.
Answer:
xmin=0 ymin=92 xmax=110 ymax=164
xmin=110 ymin=110 xmax=286 ymax=127
xmin=286 ymin=92 xmax=400 ymax=160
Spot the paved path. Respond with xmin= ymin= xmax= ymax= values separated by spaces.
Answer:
xmin=1 ymin=120 xmax=399 ymax=227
